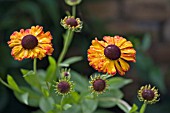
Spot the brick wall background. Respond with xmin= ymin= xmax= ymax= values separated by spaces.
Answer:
xmin=80 ymin=0 xmax=170 ymax=107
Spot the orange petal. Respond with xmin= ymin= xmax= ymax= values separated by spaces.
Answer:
xmin=120 ymin=41 xmax=133 ymax=49
xmin=115 ymin=61 xmax=125 ymax=76
xmin=119 ymin=58 xmax=130 ymax=71
xmin=121 ymin=55 xmax=136 ymax=62
xmin=103 ymin=36 xmax=115 ymax=45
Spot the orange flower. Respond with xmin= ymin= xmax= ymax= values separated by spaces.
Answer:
xmin=88 ymin=36 xmax=136 ymax=76
xmin=8 ymin=25 xmax=54 ymax=61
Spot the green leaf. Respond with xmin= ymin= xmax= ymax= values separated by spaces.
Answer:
xmin=61 ymin=56 xmax=83 ymax=66
xmin=7 ymin=75 xmax=22 ymax=93
xmin=46 ymin=56 xmax=57 ymax=82
xmin=117 ymin=101 xmax=130 ymax=113
xmin=108 ymin=77 xmax=132 ymax=90
xmin=81 ymin=98 xmax=98 ymax=113
xmin=21 ymin=69 xmax=41 ymax=90
xmin=14 ymin=87 xmax=41 ymax=107
xmin=41 ymin=87 xmax=49 ymax=97
xmin=63 ymin=104 xmax=72 ymax=110
xmin=98 ymin=89 xmax=123 ymax=108
xmin=129 ymin=104 xmax=138 ymax=113
xmin=141 ymin=33 xmax=151 ymax=51
xmin=70 ymin=70 xmax=89 ymax=92
xmin=39 ymin=97 xmax=55 ymax=113
xmin=63 ymin=104 xmax=81 ymax=113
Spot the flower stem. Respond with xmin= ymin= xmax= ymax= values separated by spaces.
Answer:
xmin=60 ymin=95 xmax=65 ymax=110
xmin=72 ymin=5 xmax=76 ymax=17
xmin=33 ymin=58 xmax=37 ymax=74
xmin=140 ymin=103 xmax=147 ymax=113
xmin=57 ymin=30 xmax=72 ymax=65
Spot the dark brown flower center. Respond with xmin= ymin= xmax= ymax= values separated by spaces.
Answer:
xmin=142 ymin=89 xmax=155 ymax=101
xmin=104 ymin=45 xmax=121 ymax=60
xmin=21 ymin=35 xmax=38 ymax=49
xmin=93 ymin=79 xmax=106 ymax=92
xmin=64 ymin=72 xmax=69 ymax=76
xmin=57 ymin=81 xmax=70 ymax=94
xmin=66 ymin=18 xmax=78 ymax=27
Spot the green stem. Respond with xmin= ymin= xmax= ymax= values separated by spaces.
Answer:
xmin=33 ymin=58 xmax=37 ymax=74
xmin=60 ymin=95 xmax=65 ymax=110
xmin=140 ymin=103 xmax=147 ymax=113
xmin=72 ymin=5 xmax=76 ymax=17
xmin=57 ymin=30 xmax=72 ymax=65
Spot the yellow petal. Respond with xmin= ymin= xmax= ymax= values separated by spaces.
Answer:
xmin=107 ymin=61 xmax=116 ymax=75
xmin=121 ymin=48 xmax=136 ymax=54
xmin=115 ymin=61 xmax=125 ymax=76
xmin=119 ymin=58 xmax=130 ymax=71
xmin=120 ymin=41 xmax=133 ymax=49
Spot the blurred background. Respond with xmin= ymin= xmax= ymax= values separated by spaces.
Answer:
xmin=0 ymin=0 xmax=170 ymax=113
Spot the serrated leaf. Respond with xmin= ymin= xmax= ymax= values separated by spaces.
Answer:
xmin=46 ymin=56 xmax=57 ymax=82
xmin=61 ymin=56 xmax=83 ymax=66
xmin=39 ymin=97 xmax=55 ymax=113
xmin=98 ymin=89 xmax=123 ymax=108
xmin=7 ymin=75 xmax=22 ymax=93
xmin=81 ymin=98 xmax=98 ymax=113
xmin=70 ymin=70 xmax=89 ymax=92
xmin=108 ymin=77 xmax=132 ymax=90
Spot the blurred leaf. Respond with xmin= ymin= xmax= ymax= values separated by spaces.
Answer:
xmin=63 ymin=104 xmax=81 ymax=113
xmin=37 ymin=0 xmax=59 ymax=25
xmin=14 ymin=87 xmax=41 ymax=107
xmin=149 ymin=67 xmax=166 ymax=93
xmin=141 ymin=33 xmax=151 ymax=51
xmin=63 ymin=104 xmax=72 ymax=110
xmin=46 ymin=56 xmax=57 ymax=82
xmin=7 ymin=75 xmax=22 ymax=93
xmin=129 ymin=104 xmax=138 ymax=113
xmin=62 ymin=56 xmax=83 ymax=66
xmin=41 ymin=87 xmax=49 ymax=97
xmin=17 ymin=1 xmax=42 ymax=23
xmin=21 ymin=69 xmax=41 ymax=90
xmin=81 ymin=98 xmax=98 ymax=113
xmin=108 ymin=77 xmax=132 ymax=90
xmin=93 ymin=109 xmax=114 ymax=113
xmin=70 ymin=70 xmax=89 ymax=92
xmin=31 ymin=110 xmax=44 ymax=113
xmin=0 ymin=86 xmax=9 ymax=112
xmin=39 ymin=97 xmax=55 ymax=113
xmin=117 ymin=100 xmax=130 ymax=113
xmin=98 ymin=89 xmax=123 ymax=108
